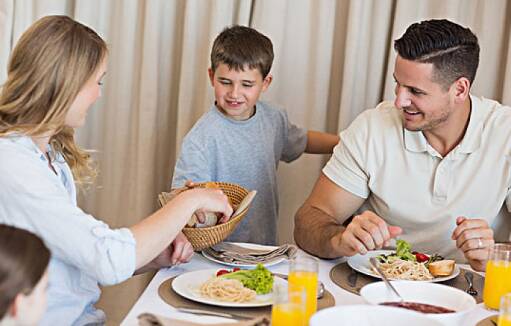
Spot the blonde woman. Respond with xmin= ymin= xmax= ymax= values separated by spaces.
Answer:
xmin=0 ymin=16 xmax=232 ymax=325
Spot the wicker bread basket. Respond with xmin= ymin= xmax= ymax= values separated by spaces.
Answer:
xmin=158 ymin=182 xmax=250 ymax=251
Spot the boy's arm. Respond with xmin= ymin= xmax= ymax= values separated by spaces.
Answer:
xmin=171 ymin=140 xmax=212 ymax=189
xmin=305 ymin=130 xmax=340 ymax=154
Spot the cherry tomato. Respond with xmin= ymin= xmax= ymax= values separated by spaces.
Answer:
xmin=216 ymin=269 xmax=229 ymax=276
xmin=415 ymin=252 xmax=429 ymax=263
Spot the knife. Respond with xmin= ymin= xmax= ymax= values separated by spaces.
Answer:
xmin=348 ymin=268 xmax=358 ymax=288
xmin=175 ymin=307 xmax=253 ymax=320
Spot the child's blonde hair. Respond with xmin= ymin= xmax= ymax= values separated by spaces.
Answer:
xmin=0 ymin=15 xmax=108 ymax=184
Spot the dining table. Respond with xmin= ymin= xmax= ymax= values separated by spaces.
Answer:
xmin=121 ymin=247 xmax=496 ymax=325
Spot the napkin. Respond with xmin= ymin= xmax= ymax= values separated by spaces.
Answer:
xmin=203 ymin=242 xmax=298 ymax=264
xmin=138 ymin=313 xmax=269 ymax=326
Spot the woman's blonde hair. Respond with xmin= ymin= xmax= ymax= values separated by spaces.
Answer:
xmin=0 ymin=15 xmax=107 ymax=184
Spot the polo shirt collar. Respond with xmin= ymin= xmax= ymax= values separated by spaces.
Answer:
xmin=404 ymin=94 xmax=484 ymax=154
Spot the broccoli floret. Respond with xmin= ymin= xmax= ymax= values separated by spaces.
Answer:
xmin=220 ymin=264 xmax=274 ymax=294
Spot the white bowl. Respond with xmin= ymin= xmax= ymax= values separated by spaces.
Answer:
xmin=360 ymin=281 xmax=477 ymax=325
xmin=310 ymin=305 xmax=443 ymax=326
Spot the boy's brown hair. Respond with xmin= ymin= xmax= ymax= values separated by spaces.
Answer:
xmin=0 ymin=224 xmax=50 ymax=318
xmin=210 ymin=25 xmax=274 ymax=78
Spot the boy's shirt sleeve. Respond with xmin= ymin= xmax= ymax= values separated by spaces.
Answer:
xmin=171 ymin=138 xmax=212 ymax=188
xmin=280 ymin=109 xmax=308 ymax=162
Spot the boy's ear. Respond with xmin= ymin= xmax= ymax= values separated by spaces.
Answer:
xmin=261 ymin=73 xmax=273 ymax=92
xmin=207 ymin=68 xmax=215 ymax=86
xmin=8 ymin=294 xmax=20 ymax=317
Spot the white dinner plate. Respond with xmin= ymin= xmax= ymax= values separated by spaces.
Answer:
xmin=171 ymin=269 xmax=285 ymax=307
xmin=347 ymin=250 xmax=460 ymax=282
xmin=201 ymin=242 xmax=286 ymax=268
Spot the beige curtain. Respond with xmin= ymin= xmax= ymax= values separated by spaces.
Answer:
xmin=1 ymin=0 xmax=510 ymax=322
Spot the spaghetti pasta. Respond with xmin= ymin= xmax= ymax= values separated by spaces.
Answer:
xmin=200 ymin=277 xmax=257 ymax=302
xmin=375 ymin=257 xmax=434 ymax=281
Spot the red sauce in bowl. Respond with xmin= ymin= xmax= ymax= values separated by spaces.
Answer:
xmin=380 ymin=301 xmax=455 ymax=314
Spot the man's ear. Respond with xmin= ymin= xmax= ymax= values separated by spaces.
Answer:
xmin=207 ymin=68 xmax=215 ymax=86
xmin=7 ymin=294 xmax=21 ymax=318
xmin=261 ymin=73 xmax=273 ymax=92
xmin=451 ymin=77 xmax=470 ymax=104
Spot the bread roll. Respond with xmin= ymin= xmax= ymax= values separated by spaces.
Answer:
xmin=428 ymin=260 xmax=455 ymax=277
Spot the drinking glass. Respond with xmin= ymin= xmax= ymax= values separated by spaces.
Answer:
xmin=499 ymin=293 xmax=511 ymax=326
xmin=484 ymin=243 xmax=511 ymax=310
xmin=288 ymin=255 xmax=319 ymax=324
xmin=271 ymin=282 xmax=306 ymax=326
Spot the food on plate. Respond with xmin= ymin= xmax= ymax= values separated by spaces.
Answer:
xmin=374 ymin=240 xmax=455 ymax=281
xmin=220 ymin=264 xmax=274 ymax=294
xmin=428 ymin=259 xmax=455 ymax=277
xmin=200 ymin=277 xmax=256 ymax=302
xmin=199 ymin=264 xmax=274 ymax=303
xmin=380 ymin=301 xmax=455 ymax=314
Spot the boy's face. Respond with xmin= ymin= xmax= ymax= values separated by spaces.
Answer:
xmin=208 ymin=63 xmax=272 ymax=121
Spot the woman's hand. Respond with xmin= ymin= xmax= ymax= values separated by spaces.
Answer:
xmin=184 ymin=188 xmax=233 ymax=223
xmin=135 ymin=232 xmax=194 ymax=274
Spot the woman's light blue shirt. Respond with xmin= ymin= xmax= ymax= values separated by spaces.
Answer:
xmin=0 ymin=135 xmax=136 ymax=325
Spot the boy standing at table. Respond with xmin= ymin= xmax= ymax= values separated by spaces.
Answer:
xmin=172 ymin=25 xmax=339 ymax=245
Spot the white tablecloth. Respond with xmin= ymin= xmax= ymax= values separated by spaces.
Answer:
xmin=121 ymin=250 xmax=494 ymax=325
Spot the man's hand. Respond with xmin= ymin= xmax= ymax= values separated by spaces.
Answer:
xmin=335 ymin=210 xmax=402 ymax=256
xmin=452 ymin=216 xmax=494 ymax=271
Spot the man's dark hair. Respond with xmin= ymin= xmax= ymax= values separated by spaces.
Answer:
xmin=394 ymin=19 xmax=479 ymax=89
xmin=210 ymin=25 xmax=274 ymax=78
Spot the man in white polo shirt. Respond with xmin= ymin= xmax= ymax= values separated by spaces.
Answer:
xmin=294 ymin=19 xmax=511 ymax=272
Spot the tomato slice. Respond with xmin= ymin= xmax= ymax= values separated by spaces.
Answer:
xmin=233 ymin=267 xmax=240 ymax=272
xmin=415 ymin=252 xmax=429 ymax=263
xmin=216 ymin=269 xmax=229 ymax=276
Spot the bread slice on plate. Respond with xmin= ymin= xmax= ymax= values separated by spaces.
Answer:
xmin=428 ymin=259 xmax=455 ymax=277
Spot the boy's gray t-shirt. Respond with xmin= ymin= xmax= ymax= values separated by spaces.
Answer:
xmin=172 ymin=101 xmax=307 ymax=245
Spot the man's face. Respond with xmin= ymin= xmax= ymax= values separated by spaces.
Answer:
xmin=393 ymin=55 xmax=454 ymax=132
xmin=208 ymin=63 xmax=272 ymax=121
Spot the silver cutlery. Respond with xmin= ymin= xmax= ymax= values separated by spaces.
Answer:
xmin=369 ymin=257 xmax=404 ymax=302
xmin=347 ymin=268 xmax=359 ymax=288
xmin=175 ymin=307 xmax=253 ymax=320
xmin=274 ymin=273 xmax=325 ymax=299
xmin=464 ymin=272 xmax=478 ymax=296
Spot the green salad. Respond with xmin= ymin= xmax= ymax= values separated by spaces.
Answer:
xmin=376 ymin=239 xmax=443 ymax=267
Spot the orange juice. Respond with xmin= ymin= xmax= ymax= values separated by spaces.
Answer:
xmin=484 ymin=260 xmax=511 ymax=309
xmin=272 ymin=302 xmax=305 ymax=326
xmin=499 ymin=315 xmax=511 ymax=326
xmin=288 ymin=271 xmax=318 ymax=323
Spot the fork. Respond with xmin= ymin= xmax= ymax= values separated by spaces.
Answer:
xmin=464 ymin=272 xmax=478 ymax=296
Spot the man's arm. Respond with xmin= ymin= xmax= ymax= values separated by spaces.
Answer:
xmin=305 ymin=130 xmax=340 ymax=154
xmin=294 ymin=173 xmax=363 ymax=258
xmin=294 ymin=173 xmax=402 ymax=258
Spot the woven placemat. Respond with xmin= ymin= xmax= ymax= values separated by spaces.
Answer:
xmin=476 ymin=315 xmax=498 ymax=326
xmin=329 ymin=262 xmax=484 ymax=303
xmin=158 ymin=276 xmax=335 ymax=319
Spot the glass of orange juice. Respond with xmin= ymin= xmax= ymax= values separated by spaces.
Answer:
xmin=271 ymin=282 xmax=306 ymax=326
xmin=484 ymin=243 xmax=511 ymax=310
xmin=499 ymin=293 xmax=511 ymax=326
xmin=288 ymin=255 xmax=319 ymax=324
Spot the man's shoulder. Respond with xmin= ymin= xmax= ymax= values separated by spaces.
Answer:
xmin=473 ymin=95 xmax=511 ymax=127
xmin=347 ymin=101 xmax=401 ymax=133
